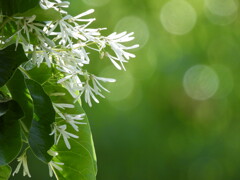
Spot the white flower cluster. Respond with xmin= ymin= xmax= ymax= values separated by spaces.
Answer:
xmin=49 ymin=97 xmax=86 ymax=176
xmin=1 ymin=0 xmax=138 ymax=107
xmin=12 ymin=149 xmax=31 ymax=178
xmin=51 ymin=100 xmax=86 ymax=149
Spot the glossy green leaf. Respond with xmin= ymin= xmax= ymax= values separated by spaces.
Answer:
xmin=44 ymin=83 xmax=97 ymax=180
xmin=17 ymin=5 xmax=62 ymax=21
xmin=0 ymin=44 xmax=29 ymax=87
xmin=0 ymin=101 xmax=23 ymax=165
xmin=26 ymin=63 xmax=53 ymax=84
xmin=7 ymin=70 xmax=33 ymax=132
xmin=25 ymin=79 xmax=55 ymax=163
xmin=0 ymin=165 xmax=11 ymax=180
xmin=0 ymin=0 xmax=39 ymax=16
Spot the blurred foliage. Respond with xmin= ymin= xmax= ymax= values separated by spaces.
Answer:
xmin=12 ymin=0 xmax=240 ymax=179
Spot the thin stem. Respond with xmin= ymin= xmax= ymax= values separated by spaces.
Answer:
xmin=18 ymin=66 xmax=31 ymax=79
xmin=24 ymin=146 xmax=30 ymax=152
xmin=24 ymin=42 xmax=97 ymax=54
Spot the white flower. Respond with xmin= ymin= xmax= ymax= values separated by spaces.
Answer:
xmin=105 ymin=52 xmax=127 ymax=70
xmin=56 ymin=65 xmax=84 ymax=85
xmin=44 ymin=9 xmax=95 ymax=47
xmin=12 ymin=150 xmax=31 ymax=177
xmin=69 ymin=9 xmax=95 ymax=23
xmin=47 ymin=149 xmax=64 ymax=177
xmin=103 ymin=32 xmax=139 ymax=70
xmin=14 ymin=15 xmax=46 ymax=47
xmin=50 ymin=124 xmax=79 ymax=149
xmin=53 ymin=102 xmax=75 ymax=119
xmin=53 ymin=103 xmax=75 ymax=109
xmin=82 ymin=82 xmax=98 ymax=107
xmin=91 ymin=75 xmax=116 ymax=93
xmin=80 ymin=74 xmax=116 ymax=106
xmin=47 ymin=149 xmax=59 ymax=157
xmin=40 ymin=0 xmax=56 ymax=9
xmin=64 ymin=113 xmax=86 ymax=131
xmin=48 ymin=160 xmax=64 ymax=177
xmin=60 ymin=80 xmax=83 ymax=99
xmin=40 ymin=0 xmax=70 ymax=14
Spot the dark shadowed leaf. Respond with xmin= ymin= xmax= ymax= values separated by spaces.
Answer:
xmin=0 ymin=44 xmax=29 ymax=87
xmin=7 ymin=70 xmax=33 ymax=132
xmin=0 ymin=101 xmax=23 ymax=165
xmin=0 ymin=102 xmax=8 ymax=117
xmin=25 ymin=79 xmax=55 ymax=163
xmin=0 ymin=0 xmax=39 ymax=16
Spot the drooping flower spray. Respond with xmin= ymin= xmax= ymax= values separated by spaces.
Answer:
xmin=0 ymin=0 xmax=138 ymax=177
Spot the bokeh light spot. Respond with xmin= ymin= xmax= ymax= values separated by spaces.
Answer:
xmin=204 ymin=0 xmax=238 ymax=25
xmin=160 ymin=0 xmax=197 ymax=35
xmin=183 ymin=65 xmax=219 ymax=101
xmin=114 ymin=16 xmax=149 ymax=49
xmin=99 ymin=66 xmax=135 ymax=102
xmin=109 ymin=86 xmax=143 ymax=112
xmin=205 ymin=0 xmax=238 ymax=16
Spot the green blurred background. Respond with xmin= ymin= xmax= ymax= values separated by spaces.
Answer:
xmin=11 ymin=0 xmax=240 ymax=179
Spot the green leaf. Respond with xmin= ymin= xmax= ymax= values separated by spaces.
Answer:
xmin=26 ymin=63 xmax=53 ymax=84
xmin=0 ymin=86 xmax=11 ymax=101
xmin=0 ymin=44 xmax=29 ymax=87
xmin=6 ymin=69 xmax=33 ymax=132
xmin=0 ymin=21 xmax=18 ymax=50
xmin=0 ymin=102 xmax=8 ymax=117
xmin=25 ymin=79 xmax=55 ymax=163
xmin=44 ymin=83 xmax=97 ymax=180
xmin=0 ymin=165 xmax=11 ymax=180
xmin=0 ymin=0 xmax=40 ymax=16
xmin=0 ymin=100 xmax=23 ymax=165
xmin=17 ymin=5 xmax=62 ymax=21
